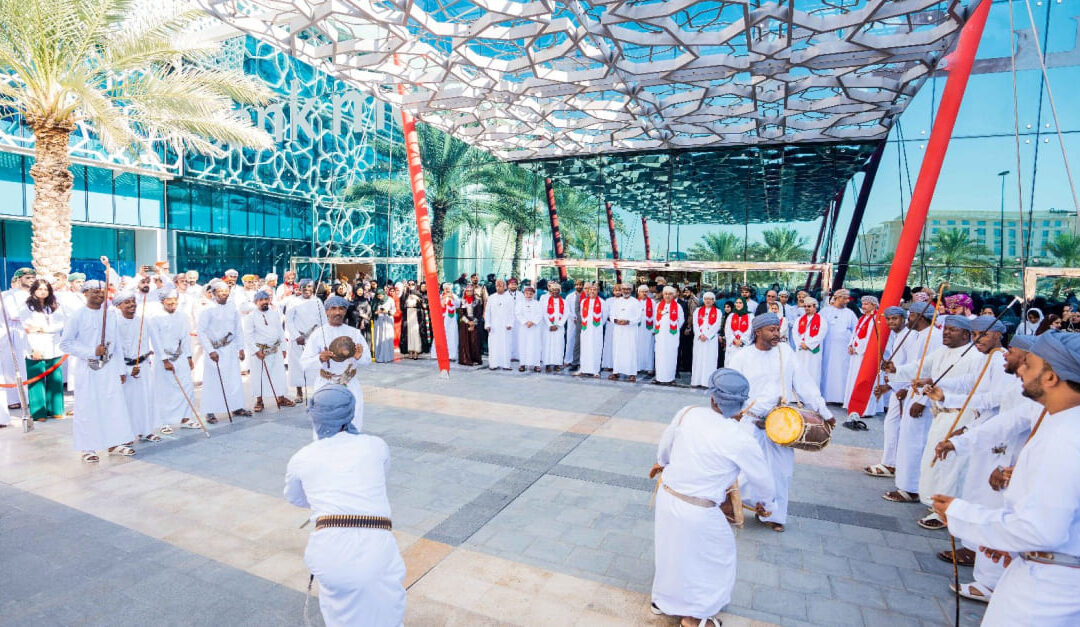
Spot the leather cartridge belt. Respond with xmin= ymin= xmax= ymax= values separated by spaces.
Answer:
xmin=663 ymin=483 xmax=717 ymax=509
xmin=1021 ymin=551 xmax=1080 ymax=568
xmin=314 ymin=514 xmax=392 ymax=531
xmin=319 ymin=364 xmax=357 ymax=385
xmin=124 ymin=352 xmax=152 ymax=367
xmin=256 ymin=340 xmax=281 ymax=355
xmin=210 ymin=332 xmax=234 ymax=350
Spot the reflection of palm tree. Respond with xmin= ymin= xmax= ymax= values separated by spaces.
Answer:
xmin=0 ymin=1 xmax=273 ymax=275
xmin=689 ymin=232 xmax=743 ymax=261
xmin=928 ymin=229 xmax=992 ymax=283
xmin=474 ymin=164 xmax=542 ymax=277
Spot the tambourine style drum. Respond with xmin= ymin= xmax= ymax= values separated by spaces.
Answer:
xmin=764 ymin=405 xmax=833 ymax=451
xmin=328 ymin=336 xmax=357 ymax=362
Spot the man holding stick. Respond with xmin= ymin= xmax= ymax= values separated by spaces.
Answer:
xmin=147 ymin=288 xmax=203 ymax=432
xmin=114 ymin=291 xmax=164 ymax=442
xmin=198 ymin=280 xmax=250 ymax=423
xmin=244 ymin=289 xmax=294 ymax=412
xmin=301 ymin=296 xmax=370 ymax=430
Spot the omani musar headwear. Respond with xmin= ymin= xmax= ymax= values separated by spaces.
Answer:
xmin=971 ymin=315 xmax=1006 ymax=334
xmin=67 ymin=272 xmax=86 ymax=282
xmin=752 ymin=312 xmax=780 ymax=330
xmin=1030 ymin=331 xmax=1080 ymax=385
xmin=253 ymin=290 xmax=272 ymax=302
xmin=158 ymin=288 xmax=179 ymax=302
xmin=112 ymin=291 xmax=136 ymax=306
xmin=1008 ymin=334 xmax=1036 ymax=352
xmin=324 ymin=295 xmax=350 ymax=310
xmin=308 ymin=384 xmax=359 ymax=439
xmin=943 ymin=315 xmax=971 ymax=331
xmin=81 ymin=280 xmax=106 ymax=292
xmin=707 ymin=368 xmax=750 ymax=417
xmin=883 ymin=306 xmax=906 ymax=317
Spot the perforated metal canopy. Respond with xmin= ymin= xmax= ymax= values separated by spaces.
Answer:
xmin=198 ymin=0 xmax=975 ymax=221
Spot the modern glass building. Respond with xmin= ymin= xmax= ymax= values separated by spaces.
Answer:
xmin=0 ymin=36 xmax=417 ymax=281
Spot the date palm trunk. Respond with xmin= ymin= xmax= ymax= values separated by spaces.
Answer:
xmin=28 ymin=119 xmax=76 ymax=277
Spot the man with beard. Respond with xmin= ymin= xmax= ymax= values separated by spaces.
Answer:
xmin=821 ymin=289 xmax=857 ymax=403
xmin=2 ymin=267 xmax=34 ymax=408
xmin=198 ymin=281 xmax=250 ymax=423
xmin=301 ymin=296 xmax=370 ymax=429
xmin=843 ymin=296 xmax=884 ymax=419
xmin=113 ymin=291 xmax=163 ymax=443
xmin=515 ymin=285 xmax=544 ymax=372
xmin=653 ymin=287 xmax=684 ymax=385
xmin=285 ymin=279 xmax=326 ymax=402
xmin=59 ymin=279 xmax=136 ymax=462
xmin=576 ymin=283 xmax=606 ymax=378
xmin=484 ymin=279 xmax=515 ymax=370
xmin=245 ymin=290 xmax=295 ymax=412
xmin=727 ymin=314 xmax=832 ymax=532
xmin=564 ymin=279 xmax=583 ymax=368
xmin=933 ymin=331 xmax=1080 ymax=625
xmin=147 ymin=289 xmax=201 ymax=431
xmin=609 ymin=284 xmax=642 ymax=383
xmin=539 ymin=282 xmax=567 ymax=372
xmin=601 ymin=284 xmax=620 ymax=372
xmin=864 ymin=306 xmax=914 ymax=477
xmin=635 ymin=284 xmax=656 ymax=375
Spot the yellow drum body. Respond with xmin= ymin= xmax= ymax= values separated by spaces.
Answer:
xmin=764 ymin=406 xmax=805 ymax=446
xmin=765 ymin=405 xmax=833 ymax=451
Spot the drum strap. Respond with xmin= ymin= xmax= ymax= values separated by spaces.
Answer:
xmin=776 ymin=346 xmax=804 ymax=408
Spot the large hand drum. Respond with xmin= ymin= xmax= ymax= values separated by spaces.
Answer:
xmin=764 ymin=405 xmax=832 ymax=452
xmin=328 ymin=336 xmax=356 ymax=362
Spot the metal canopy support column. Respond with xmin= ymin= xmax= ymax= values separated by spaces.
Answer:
xmin=833 ymin=142 xmax=886 ymax=289
xmin=641 ymin=217 xmax=650 ymax=260
xmin=605 ymin=202 xmax=622 ymax=283
xmin=846 ymin=0 xmax=991 ymax=417
xmin=804 ymin=206 xmax=831 ymax=290
xmin=813 ymin=190 xmax=844 ymax=292
xmin=398 ymin=92 xmax=450 ymax=375
xmin=544 ymin=177 xmax=568 ymax=281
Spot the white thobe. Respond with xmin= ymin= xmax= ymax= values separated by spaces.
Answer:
xmin=945 ymin=406 xmax=1080 ymax=627
xmin=300 ymin=324 xmax=370 ymax=429
xmin=507 ymin=290 xmax=521 ymax=361
xmin=539 ymin=294 xmax=568 ymax=366
xmin=285 ymin=433 xmax=406 ymax=627
xmin=56 ymin=290 xmax=84 ymax=390
xmin=197 ymin=302 xmax=246 ymax=416
xmin=601 ymin=297 xmax=616 ymax=370
xmin=843 ymin=313 xmax=883 ymax=416
xmin=484 ymin=292 xmax=515 ymax=369
xmin=58 ymin=307 xmax=135 ymax=451
xmin=1 ymin=288 xmax=29 ymax=404
xmin=885 ymin=325 xmax=942 ymax=492
xmin=690 ymin=307 xmax=722 ymax=387
xmin=653 ymin=300 xmax=684 ymax=383
xmin=285 ymin=297 xmax=326 ymax=388
xmin=147 ymin=311 xmax=194 ymax=425
xmin=515 ymin=298 xmax=544 ymax=367
xmin=577 ymin=296 xmax=606 ymax=375
xmin=793 ymin=313 xmax=827 ymax=392
xmin=894 ymin=342 xmax=984 ymax=504
xmin=820 ymin=305 xmax=856 ymax=402
xmin=245 ymin=307 xmax=288 ymax=401
xmin=728 ymin=344 xmax=831 ymax=524
xmin=723 ymin=313 xmax=753 ymax=356
xmin=564 ymin=290 xmax=581 ymax=365
xmin=652 ymin=406 xmax=775 ymax=619
xmin=609 ymin=297 xmax=641 ymax=376
xmin=115 ymin=313 xmax=161 ymax=436
xmin=636 ymin=298 xmax=655 ymax=372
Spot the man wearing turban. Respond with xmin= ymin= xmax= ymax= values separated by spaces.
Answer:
xmin=285 ymin=385 xmax=406 ymax=626
xmin=300 ymin=296 xmax=370 ymax=429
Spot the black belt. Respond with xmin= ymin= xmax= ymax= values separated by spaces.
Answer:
xmin=125 ymin=353 xmax=152 ymax=366
xmin=314 ymin=515 xmax=392 ymax=531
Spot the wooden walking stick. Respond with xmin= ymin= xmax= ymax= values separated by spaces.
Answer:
xmin=214 ymin=358 xmax=233 ymax=424
xmin=169 ymin=368 xmax=209 ymax=437
xmin=929 ymin=348 xmax=1000 ymax=467
xmin=927 ymin=296 xmax=1022 ymax=387
xmin=132 ymin=290 xmax=148 ymax=378
xmin=912 ymin=282 xmax=948 ymax=389
xmin=261 ymin=355 xmax=282 ymax=410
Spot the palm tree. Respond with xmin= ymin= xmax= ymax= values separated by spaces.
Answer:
xmin=1044 ymin=231 xmax=1080 ymax=296
xmin=757 ymin=227 xmax=812 ymax=262
xmin=927 ymin=228 xmax=993 ymax=284
xmin=345 ymin=123 xmax=497 ymax=266
xmin=0 ymin=0 xmax=273 ymax=275
xmin=689 ymin=231 xmax=743 ymax=261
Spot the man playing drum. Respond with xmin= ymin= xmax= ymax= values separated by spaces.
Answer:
xmin=649 ymin=368 xmax=776 ymax=626
xmin=727 ymin=313 xmax=833 ymax=532
xmin=300 ymin=296 xmax=370 ymax=430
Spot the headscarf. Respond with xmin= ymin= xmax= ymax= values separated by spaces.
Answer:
xmin=308 ymin=384 xmax=359 ymax=439
xmin=946 ymin=293 xmax=974 ymax=313
xmin=1030 ymin=331 xmax=1080 ymax=385
xmin=732 ymin=298 xmax=749 ymax=315
xmin=707 ymin=368 xmax=750 ymax=417
xmin=908 ymin=301 xmax=933 ymax=319
xmin=253 ymin=290 xmax=272 ymax=302
xmin=1019 ymin=308 xmax=1043 ymax=335
xmin=12 ymin=267 xmax=34 ymax=279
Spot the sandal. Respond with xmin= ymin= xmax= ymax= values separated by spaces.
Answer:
xmin=938 ymin=548 xmax=976 ymax=567
xmin=843 ymin=419 xmax=868 ymax=431
xmin=883 ymin=489 xmax=920 ymax=503
xmin=918 ymin=512 xmax=947 ymax=530
xmin=181 ymin=420 xmax=202 ymax=429
xmin=140 ymin=434 xmax=161 ymax=442
xmin=109 ymin=445 xmax=135 ymax=456
xmin=206 ymin=414 xmax=218 ymax=425
xmin=159 ymin=425 xmax=174 ymax=435
xmin=756 ymin=515 xmax=784 ymax=532
xmin=278 ymin=397 xmax=296 ymax=407
xmin=233 ymin=409 xmax=253 ymax=417
xmin=950 ymin=582 xmax=992 ymax=603
xmin=81 ymin=452 xmax=100 ymax=463
xmin=253 ymin=399 xmax=264 ymax=413
xmin=650 ymin=602 xmax=664 ymax=616
xmin=681 ymin=618 xmax=721 ymax=627
xmin=863 ymin=464 xmax=895 ymax=478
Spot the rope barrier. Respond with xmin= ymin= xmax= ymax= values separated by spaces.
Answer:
xmin=0 ymin=354 xmax=68 ymax=388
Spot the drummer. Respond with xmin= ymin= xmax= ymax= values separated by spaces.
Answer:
xmin=300 ymin=295 xmax=371 ymax=429
xmin=727 ymin=313 xmax=833 ymax=532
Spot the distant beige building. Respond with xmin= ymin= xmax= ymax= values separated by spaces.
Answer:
xmin=856 ymin=209 xmax=1078 ymax=264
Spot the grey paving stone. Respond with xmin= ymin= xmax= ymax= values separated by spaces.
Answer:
xmin=884 ymin=591 xmax=950 ymax=623
xmin=828 ymin=576 xmax=888 ymax=609
xmin=848 ymin=558 xmax=903 ymax=586
xmin=522 ymin=537 xmax=575 ymax=563
xmin=808 ymin=597 xmax=864 ymax=627
xmin=750 ymin=586 xmax=808 ymax=621
xmin=866 ymin=544 xmax=921 ymax=570
xmin=779 ymin=569 xmax=831 ymax=595
xmin=737 ymin=559 xmax=780 ymax=586
xmin=606 ymin=554 xmax=652 ymax=586
xmin=897 ymin=566 xmax=954 ymax=597
xmin=822 ymin=537 xmax=871 ymax=562
xmin=565 ymin=546 xmax=615 ymax=574
xmin=862 ymin=606 xmax=928 ymax=627
xmin=758 ymin=543 xmax=802 ymax=569
xmin=599 ymin=531 xmax=650 ymax=556
xmin=802 ymin=551 xmax=853 ymax=578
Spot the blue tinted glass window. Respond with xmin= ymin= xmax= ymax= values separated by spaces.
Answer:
xmin=114 ymin=172 xmax=140 ymax=226
xmin=0 ymin=153 xmax=25 ymax=217
xmin=139 ymin=176 xmax=164 ymax=228
xmin=70 ymin=165 xmax=88 ymax=222
xmin=115 ymin=229 xmax=136 ymax=276
xmin=191 ymin=184 xmax=212 ymax=232
xmin=166 ymin=181 xmax=191 ymax=231
xmin=86 ymin=167 xmax=113 ymax=224
xmin=248 ymin=193 xmax=264 ymax=236
xmin=211 ymin=187 xmax=228 ymax=234
xmin=4 ymin=219 xmax=31 ymax=262
xmin=227 ymin=190 xmax=247 ymax=235
xmin=264 ymin=197 xmax=279 ymax=237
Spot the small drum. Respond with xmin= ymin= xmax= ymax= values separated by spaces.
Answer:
xmin=328 ymin=336 xmax=356 ymax=362
xmin=764 ymin=405 xmax=833 ymax=451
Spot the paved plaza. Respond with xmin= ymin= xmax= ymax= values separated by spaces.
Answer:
xmin=0 ymin=360 xmax=986 ymax=626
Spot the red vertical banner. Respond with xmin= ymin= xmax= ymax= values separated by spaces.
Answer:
xmin=641 ymin=216 xmax=651 ymax=260
xmin=397 ymin=97 xmax=450 ymax=373
xmin=544 ymin=177 xmax=568 ymax=281
xmin=846 ymin=0 xmax=991 ymax=416
xmin=605 ymin=201 xmax=622 ymax=283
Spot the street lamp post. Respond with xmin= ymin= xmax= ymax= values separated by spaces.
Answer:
xmin=997 ymin=170 xmax=1010 ymax=291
